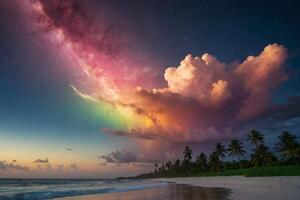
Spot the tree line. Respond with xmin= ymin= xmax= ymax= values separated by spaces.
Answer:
xmin=138 ymin=130 xmax=300 ymax=178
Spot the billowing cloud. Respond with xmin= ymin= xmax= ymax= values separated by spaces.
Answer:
xmin=235 ymin=44 xmax=288 ymax=120
xmin=163 ymin=53 xmax=229 ymax=104
xmin=33 ymin=158 xmax=48 ymax=163
xmin=126 ymin=44 xmax=288 ymax=138
xmin=0 ymin=160 xmax=29 ymax=171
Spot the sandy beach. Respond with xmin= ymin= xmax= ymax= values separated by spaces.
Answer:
xmin=57 ymin=184 xmax=230 ymax=200
xmin=156 ymin=176 xmax=300 ymax=200
xmin=56 ymin=176 xmax=300 ymax=200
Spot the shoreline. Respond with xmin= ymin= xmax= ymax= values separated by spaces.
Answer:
xmin=155 ymin=176 xmax=300 ymax=200
xmin=56 ymin=176 xmax=300 ymax=200
xmin=56 ymin=183 xmax=230 ymax=200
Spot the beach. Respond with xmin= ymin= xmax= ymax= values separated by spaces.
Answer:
xmin=157 ymin=176 xmax=300 ymax=200
xmin=56 ymin=176 xmax=300 ymax=200
xmin=57 ymin=184 xmax=230 ymax=200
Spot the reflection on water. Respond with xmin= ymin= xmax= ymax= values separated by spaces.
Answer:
xmin=61 ymin=184 xmax=231 ymax=200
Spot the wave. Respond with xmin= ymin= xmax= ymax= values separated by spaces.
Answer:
xmin=0 ymin=180 xmax=168 ymax=200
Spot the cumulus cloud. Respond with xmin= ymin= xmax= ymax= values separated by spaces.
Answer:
xmin=33 ymin=158 xmax=48 ymax=163
xmin=140 ymin=44 xmax=286 ymax=127
xmin=101 ymin=150 xmax=137 ymax=164
xmin=235 ymin=44 xmax=288 ymax=120
xmin=0 ymin=160 xmax=29 ymax=171
xmin=164 ymin=53 xmax=229 ymax=104
xmin=161 ymin=44 xmax=287 ymax=114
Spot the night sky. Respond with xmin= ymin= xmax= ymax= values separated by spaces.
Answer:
xmin=0 ymin=0 xmax=300 ymax=178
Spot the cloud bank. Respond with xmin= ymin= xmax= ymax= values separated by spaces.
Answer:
xmin=0 ymin=160 xmax=29 ymax=171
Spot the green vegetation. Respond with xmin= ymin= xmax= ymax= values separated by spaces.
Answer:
xmin=198 ymin=165 xmax=300 ymax=177
xmin=137 ymin=130 xmax=300 ymax=178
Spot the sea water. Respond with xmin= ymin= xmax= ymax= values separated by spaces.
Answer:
xmin=0 ymin=179 xmax=168 ymax=199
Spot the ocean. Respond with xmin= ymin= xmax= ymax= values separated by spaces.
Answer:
xmin=0 ymin=179 xmax=167 ymax=200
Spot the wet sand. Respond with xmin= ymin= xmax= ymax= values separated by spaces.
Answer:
xmin=157 ymin=176 xmax=300 ymax=200
xmin=57 ymin=184 xmax=230 ymax=200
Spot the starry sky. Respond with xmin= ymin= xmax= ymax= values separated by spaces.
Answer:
xmin=0 ymin=0 xmax=300 ymax=178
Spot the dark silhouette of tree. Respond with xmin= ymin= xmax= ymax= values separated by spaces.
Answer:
xmin=247 ymin=129 xmax=265 ymax=148
xmin=227 ymin=139 xmax=246 ymax=168
xmin=154 ymin=163 xmax=158 ymax=174
xmin=182 ymin=146 xmax=193 ymax=170
xmin=138 ymin=129 xmax=300 ymax=179
xmin=250 ymin=144 xmax=277 ymax=167
xmin=275 ymin=131 xmax=300 ymax=164
xmin=208 ymin=151 xmax=223 ymax=171
xmin=214 ymin=143 xmax=226 ymax=159
xmin=159 ymin=164 xmax=166 ymax=175
xmin=174 ymin=159 xmax=181 ymax=174
xmin=196 ymin=152 xmax=208 ymax=172
xmin=165 ymin=161 xmax=172 ymax=170
xmin=174 ymin=159 xmax=181 ymax=168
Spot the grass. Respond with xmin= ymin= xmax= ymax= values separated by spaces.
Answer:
xmin=195 ymin=165 xmax=300 ymax=177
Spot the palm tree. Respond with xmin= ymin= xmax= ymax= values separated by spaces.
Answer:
xmin=174 ymin=159 xmax=181 ymax=175
xmin=165 ymin=161 xmax=172 ymax=170
xmin=196 ymin=152 xmax=208 ymax=172
xmin=227 ymin=139 xmax=246 ymax=168
xmin=174 ymin=159 xmax=181 ymax=168
xmin=183 ymin=146 xmax=193 ymax=169
xmin=154 ymin=163 xmax=158 ymax=175
xmin=247 ymin=129 xmax=265 ymax=148
xmin=214 ymin=143 xmax=226 ymax=159
xmin=275 ymin=131 xmax=300 ymax=164
xmin=250 ymin=144 xmax=277 ymax=167
xmin=159 ymin=164 xmax=166 ymax=174
xmin=208 ymin=151 xmax=223 ymax=171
